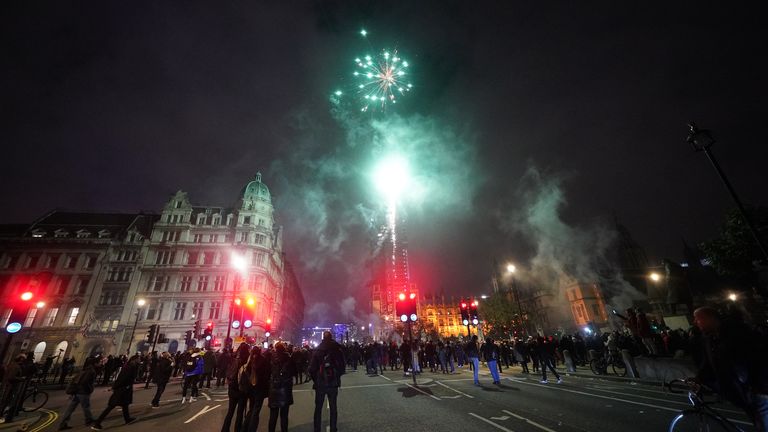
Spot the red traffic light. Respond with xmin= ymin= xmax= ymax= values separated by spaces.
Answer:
xmin=398 ymin=293 xmax=406 ymax=301
xmin=207 ymin=322 xmax=213 ymax=329
xmin=20 ymin=291 xmax=34 ymax=301
xmin=460 ymin=302 xmax=467 ymax=309
xmin=409 ymin=292 xmax=416 ymax=300
xmin=266 ymin=318 xmax=272 ymax=324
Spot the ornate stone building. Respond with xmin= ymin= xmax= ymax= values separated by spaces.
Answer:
xmin=0 ymin=174 xmax=304 ymax=363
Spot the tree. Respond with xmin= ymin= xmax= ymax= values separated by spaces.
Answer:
xmin=699 ymin=206 xmax=768 ymax=286
xmin=478 ymin=292 xmax=521 ymax=340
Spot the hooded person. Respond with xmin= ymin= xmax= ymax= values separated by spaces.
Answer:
xmin=309 ymin=331 xmax=346 ymax=432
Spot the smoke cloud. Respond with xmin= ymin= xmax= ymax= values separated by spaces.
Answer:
xmin=503 ymin=166 xmax=644 ymax=320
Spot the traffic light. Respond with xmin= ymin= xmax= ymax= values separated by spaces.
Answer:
xmin=203 ymin=322 xmax=213 ymax=341
xmin=184 ymin=330 xmax=193 ymax=342
xmin=264 ymin=318 xmax=271 ymax=338
xmin=396 ymin=292 xmax=418 ymax=323
xmin=469 ymin=300 xmax=479 ymax=326
xmin=146 ymin=324 xmax=158 ymax=343
xmin=243 ymin=298 xmax=255 ymax=329
xmin=6 ymin=290 xmax=37 ymax=334
xmin=460 ymin=299 xmax=470 ymax=326
xmin=193 ymin=320 xmax=202 ymax=339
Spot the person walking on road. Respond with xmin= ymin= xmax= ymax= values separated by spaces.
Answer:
xmin=309 ymin=331 xmax=345 ymax=432
xmin=58 ymin=357 xmax=97 ymax=430
xmin=482 ymin=338 xmax=502 ymax=385
xmin=91 ymin=355 xmax=139 ymax=430
xmin=151 ymin=352 xmax=173 ymax=408
xmin=244 ymin=346 xmax=271 ymax=432
xmin=267 ymin=342 xmax=296 ymax=432
xmin=221 ymin=344 xmax=250 ymax=432
xmin=181 ymin=349 xmax=204 ymax=404
xmin=0 ymin=354 xmax=26 ymax=424
xmin=465 ymin=335 xmax=481 ymax=385
xmin=202 ymin=348 xmax=217 ymax=389
xmin=537 ymin=336 xmax=562 ymax=384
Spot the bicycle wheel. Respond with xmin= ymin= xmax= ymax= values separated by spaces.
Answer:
xmin=589 ymin=359 xmax=603 ymax=375
xmin=612 ymin=359 xmax=627 ymax=377
xmin=20 ymin=390 xmax=48 ymax=412
xmin=668 ymin=409 xmax=737 ymax=432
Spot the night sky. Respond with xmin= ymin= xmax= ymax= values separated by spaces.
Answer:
xmin=3 ymin=2 xmax=767 ymax=323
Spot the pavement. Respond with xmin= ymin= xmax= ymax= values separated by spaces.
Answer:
xmin=0 ymin=364 xmax=755 ymax=432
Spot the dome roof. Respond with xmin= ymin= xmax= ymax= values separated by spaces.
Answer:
xmin=241 ymin=172 xmax=271 ymax=202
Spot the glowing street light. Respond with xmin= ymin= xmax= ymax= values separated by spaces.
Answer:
xmin=231 ymin=253 xmax=247 ymax=273
xmin=136 ymin=298 xmax=146 ymax=307
xmin=649 ymin=272 xmax=661 ymax=282
xmin=728 ymin=292 xmax=738 ymax=302
xmin=506 ymin=264 xmax=516 ymax=274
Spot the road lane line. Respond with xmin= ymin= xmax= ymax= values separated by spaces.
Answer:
xmin=405 ymin=382 xmax=441 ymax=401
xmin=200 ymin=392 xmax=212 ymax=401
xmin=468 ymin=413 xmax=515 ymax=432
xmin=507 ymin=378 xmax=753 ymax=426
xmin=29 ymin=408 xmax=57 ymax=432
xmin=582 ymin=385 xmax=743 ymax=414
xmin=378 ymin=374 xmax=393 ymax=381
xmin=436 ymin=380 xmax=474 ymax=398
xmin=184 ymin=404 xmax=221 ymax=423
xmin=502 ymin=410 xmax=556 ymax=432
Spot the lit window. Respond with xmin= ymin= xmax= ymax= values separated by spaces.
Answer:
xmin=44 ymin=308 xmax=58 ymax=326
xmin=67 ymin=307 xmax=80 ymax=325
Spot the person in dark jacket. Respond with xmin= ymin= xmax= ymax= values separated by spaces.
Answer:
xmin=536 ymin=337 xmax=561 ymax=384
xmin=309 ymin=331 xmax=345 ymax=432
xmin=151 ymin=352 xmax=173 ymax=408
xmin=0 ymin=355 xmax=26 ymax=424
xmin=201 ymin=348 xmax=217 ymax=389
xmin=694 ymin=307 xmax=768 ymax=431
xmin=267 ymin=342 xmax=295 ymax=432
xmin=182 ymin=349 xmax=204 ymax=403
xmin=481 ymin=338 xmax=501 ymax=385
xmin=220 ymin=345 xmax=250 ymax=432
xmin=244 ymin=346 xmax=271 ymax=432
xmin=91 ymin=355 xmax=139 ymax=430
xmin=465 ymin=335 xmax=480 ymax=385
xmin=216 ymin=350 xmax=231 ymax=387
xmin=58 ymin=357 xmax=97 ymax=430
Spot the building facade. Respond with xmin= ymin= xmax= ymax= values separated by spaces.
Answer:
xmin=0 ymin=174 xmax=305 ymax=363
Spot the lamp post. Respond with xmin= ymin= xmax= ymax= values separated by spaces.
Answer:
xmin=126 ymin=298 xmax=146 ymax=355
xmin=687 ymin=123 xmax=768 ymax=262
xmin=507 ymin=263 xmax=526 ymax=335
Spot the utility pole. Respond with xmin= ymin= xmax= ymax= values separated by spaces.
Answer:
xmin=687 ymin=123 xmax=768 ymax=262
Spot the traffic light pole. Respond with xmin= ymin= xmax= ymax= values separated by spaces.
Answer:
xmin=144 ymin=325 xmax=160 ymax=389
xmin=406 ymin=322 xmax=417 ymax=386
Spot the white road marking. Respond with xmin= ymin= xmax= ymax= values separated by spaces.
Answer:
xmin=502 ymin=410 xmax=556 ymax=432
xmin=441 ymin=395 xmax=461 ymax=399
xmin=378 ymin=374 xmax=392 ymax=381
xmin=184 ymin=404 xmax=221 ymax=423
xmin=200 ymin=392 xmax=212 ymax=401
xmin=507 ymin=378 xmax=752 ymax=426
xmin=468 ymin=413 xmax=515 ymax=432
xmin=490 ymin=416 xmax=510 ymax=421
xmin=436 ymin=380 xmax=475 ymax=399
xmin=405 ymin=382 xmax=442 ymax=401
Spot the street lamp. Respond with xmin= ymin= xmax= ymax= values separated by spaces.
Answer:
xmin=507 ymin=264 xmax=516 ymax=274
xmin=687 ymin=123 xmax=768 ymax=261
xmin=506 ymin=262 xmax=526 ymax=335
xmin=728 ymin=292 xmax=738 ymax=302
xmin=649 ymin=272 xmax=661 ymax=282
xmin=126 ymin=298 xmax=146 ymax=355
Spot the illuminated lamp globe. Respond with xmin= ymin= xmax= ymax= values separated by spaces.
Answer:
xmin=472 ymin=318 xmax=479 ymax=325
xmin=400 ymin=314 xmax=408 ymax=322
xmin=232 ymin=320 xmax=241 ymax=329
xmin=410 ymin=313 xmax=418 ymax=322
xmin=244 ymin=320 xmax=253 ymax=328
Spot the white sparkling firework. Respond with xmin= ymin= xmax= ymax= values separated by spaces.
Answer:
xmin=353 ymin=49 xmax=412 ymax=112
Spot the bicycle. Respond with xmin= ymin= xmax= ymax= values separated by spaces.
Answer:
xmin=666 ymin=379 xmax=745 ymax=432
xmin=19 ymin=379 xmax=48 ymax=413
xmin=589 ymin=351 xmax=627 ymax=377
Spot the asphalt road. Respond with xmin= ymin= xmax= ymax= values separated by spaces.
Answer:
xmin=7 ymin=364 xmax=755 ymax=432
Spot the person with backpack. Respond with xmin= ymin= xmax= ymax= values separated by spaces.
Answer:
xmin=91 ymin=355 xmax=139 ymax=430
xmin=58 ymin=357 xmax=97 ymax=430
xmin=221 ymin=345 xmax=250 ymax=432
xmin=181 ymin=349 xmax=204 ymax=404
xmin=150 ymin=352 xmax=173 ymax=408
xmin=309 ymin=331 xmax=345 ymax=432
xmin=244 ymin=346 xmax=271 ymax=432
xmin=267 ymin=342 xmax=296 ymax=432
